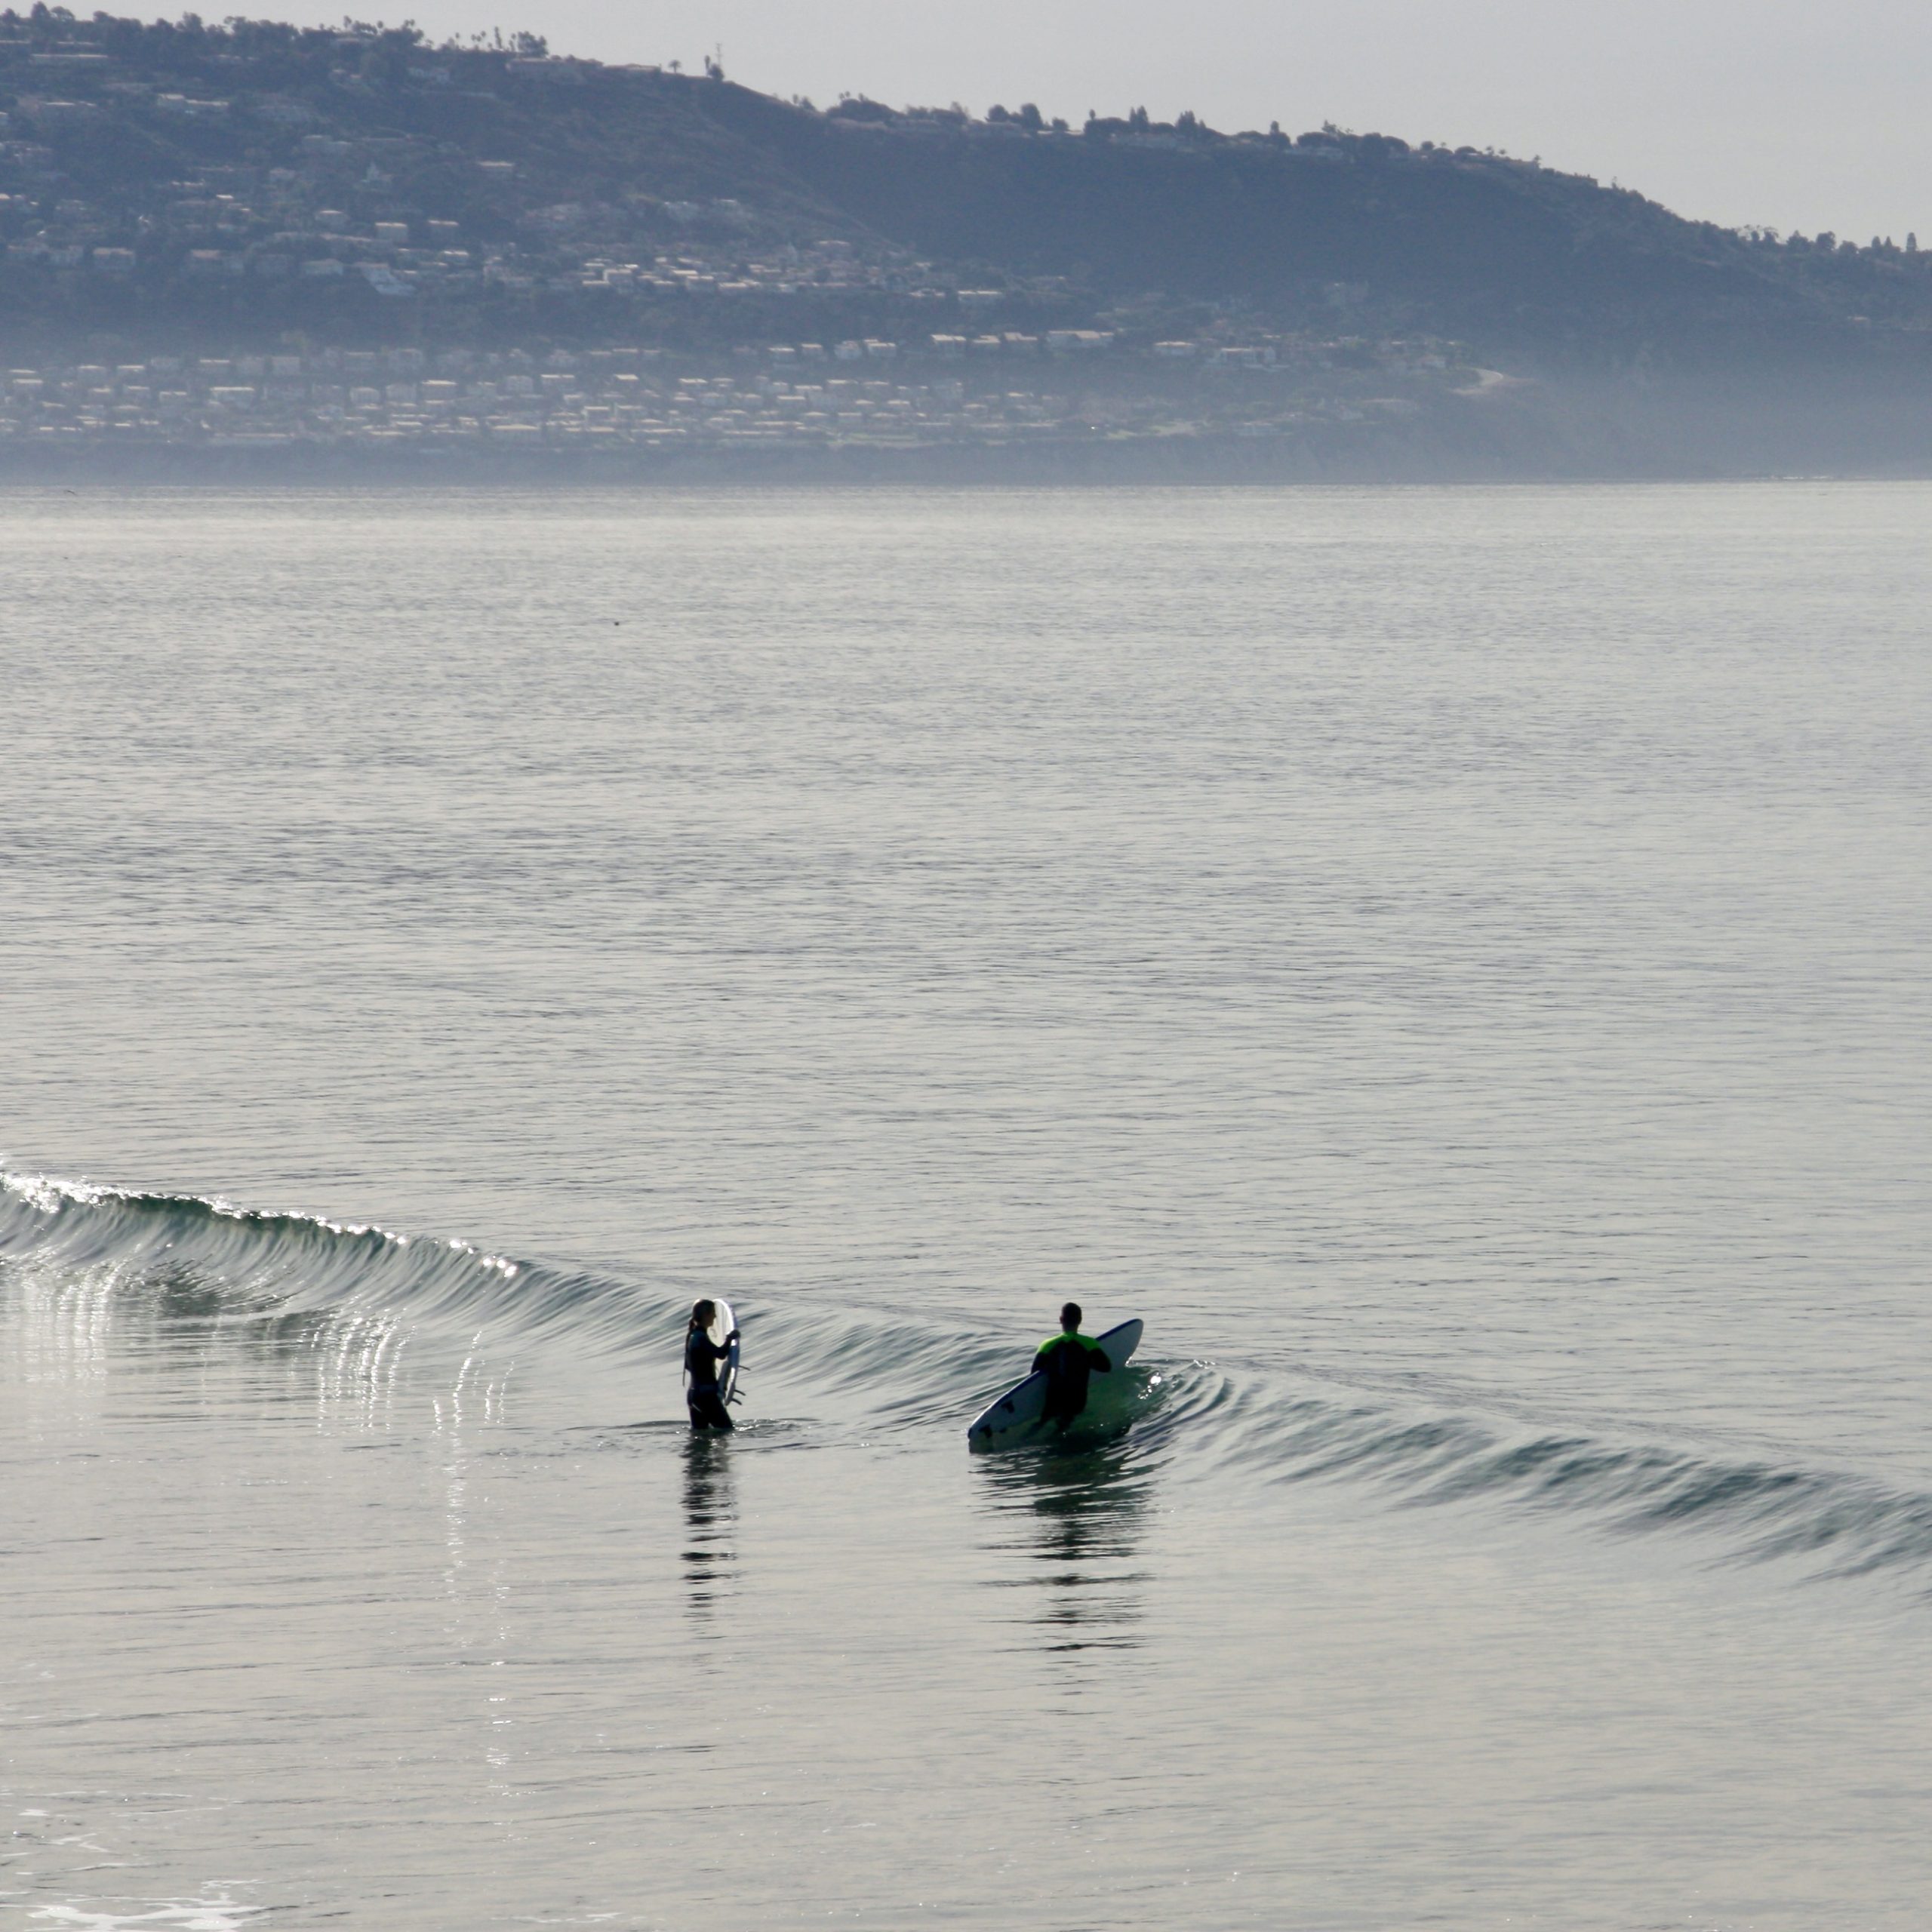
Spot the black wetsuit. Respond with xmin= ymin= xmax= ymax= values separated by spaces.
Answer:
xmin=686 ymin=1327 xmax=734 ymax=1432
xmin=1033 ymin=1331 xmax=1112 ymax=1426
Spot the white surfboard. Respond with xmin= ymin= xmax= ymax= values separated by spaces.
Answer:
xmin=711 ymin=1299 xmax=740 ymax=1407
xmin=967 ymin=1318 xmax=1143 ymax=1451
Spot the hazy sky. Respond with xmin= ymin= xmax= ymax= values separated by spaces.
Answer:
xmin=309 ymin=0 xmax=1928 ymax=240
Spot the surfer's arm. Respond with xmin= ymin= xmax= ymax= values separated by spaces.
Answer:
xmin=1090 ymin=1346 xmax=1112 ymax=1372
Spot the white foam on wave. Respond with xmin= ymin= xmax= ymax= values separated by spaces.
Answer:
xmin=1 ymin=1165 xmax=413 ymax=1247
xmin=4 ymin=1170 xmax=115 ymax=1215
xmin=29 ymin=1896 xmax=263 ymax=1932
xmin=3 ymin=1165 xmax=521 ymax=1280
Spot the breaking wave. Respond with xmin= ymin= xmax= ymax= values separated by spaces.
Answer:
xmin=6 ymin=1165 xmax=1931 ymax=1587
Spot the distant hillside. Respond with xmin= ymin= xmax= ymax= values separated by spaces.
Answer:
xmin=705 ymin=94 xmax=1932 ymax=369
xmin=6 ymin=11 xmax=1932 ymax=480
xmin=3 ymin=11 xmax=1930 ymax=368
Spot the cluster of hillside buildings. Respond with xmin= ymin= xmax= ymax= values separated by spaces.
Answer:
xmin=0 ymin=108 xmax=1388 ymax=327
xmin=0 ymin=334 xmax=1463 ymax=454
xmin=0 ymin=149 xmax=1057 ymax=312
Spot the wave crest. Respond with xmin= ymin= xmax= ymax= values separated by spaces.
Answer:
xmin=8 ymin=1167 xmax=1932 ymax=1587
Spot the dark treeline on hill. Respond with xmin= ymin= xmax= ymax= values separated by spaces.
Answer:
xmin=715 ymin=100 xmax=1932 ymax=369
xmin=5 ymin=9 xmax=1932 ymax=476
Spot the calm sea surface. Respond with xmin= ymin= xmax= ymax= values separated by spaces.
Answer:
xmin=3 ymin=483 xmax=1930 ymax=1930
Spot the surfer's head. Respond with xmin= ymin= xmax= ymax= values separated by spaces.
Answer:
xmin=1060 ymin=1302 xmax=1081 ymax=1332
xmin=691 ymin=1299 xmax=717 ymax=1330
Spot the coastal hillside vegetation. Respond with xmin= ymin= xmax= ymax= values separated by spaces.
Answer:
xmin=4 ymin=8 xmax=1929 ymax=365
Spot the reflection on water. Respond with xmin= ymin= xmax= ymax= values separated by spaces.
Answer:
xmin=3 ymin=1258 xmax=118 ymax=1389
xmin=0 ymin=1245 xmax=539 ymax=1501
xmin=975 ymin=1437 xmax=1152 ymax=1657
xmin=681 ymin=1432 xmax=738 ymax=1618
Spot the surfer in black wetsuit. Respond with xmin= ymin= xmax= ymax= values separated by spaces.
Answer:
xmin=1033 ymin=1302 xmax=1112 ymax=1429
xmin=685 ymin=1300 xmax=737 ymax=1433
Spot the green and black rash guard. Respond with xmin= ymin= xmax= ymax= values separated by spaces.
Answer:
xmin=1032 ymin=1331 xmax=1112 ymax=1419
xmin=685 ymin=1328 xmax=731 ymax=1392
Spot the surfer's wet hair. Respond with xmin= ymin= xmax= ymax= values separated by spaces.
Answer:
xmin=1060 ymin=1302 xmax=1081 ymax=1330
xmin=691 ymin=1299 xmax=716 ymax=1326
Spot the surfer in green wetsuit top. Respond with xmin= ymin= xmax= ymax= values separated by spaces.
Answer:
xmin=685 ymin=1300 xmax=738 ymax=1433
xmin=1034 ymin=1303 xmax=1112 ymax=1429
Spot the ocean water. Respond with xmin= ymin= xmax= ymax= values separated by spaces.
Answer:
xmin=3 ymin=481 xmax=1930 ymax=1931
